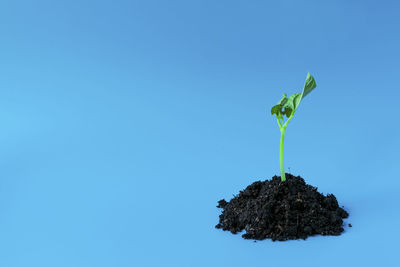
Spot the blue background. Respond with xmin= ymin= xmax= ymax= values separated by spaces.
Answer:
xmin=1 ymin=0 xmax=399 ymax=266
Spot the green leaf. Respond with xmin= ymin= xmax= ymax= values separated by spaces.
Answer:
xmin=271 ymin=104 xmax=282 ymax=116
xmin=283 ymin=93 xmax=301 ymax=116
xmin=302 ymin=73 xmax=317 ymax=99
xmin=270 ymin=93 xmax=288 ymax=116
xmin=283 ymin=107 xmax=292 ymax=117
xmin=301 ymin=73 xmax=317 ymax=100
xmin=294 ymin=73 xmax=317 ymax=111
xmin=271 ymin=73 xmax=317 ymax=118
xmin=277 ymin=93 xmax=288 ymax=105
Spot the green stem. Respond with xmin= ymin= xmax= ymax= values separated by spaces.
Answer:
xmin=276 ymin=117 xmax=282 ymax=128
xmin=283 ymin=113 xmax=294 ymax=128
xmin=277 ymin=113 xmax=293 ymax=182
xmin=280 ymin=128 xmax=286 ymax=182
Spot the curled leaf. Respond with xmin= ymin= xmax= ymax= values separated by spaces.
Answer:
xmin=295 ymin=73 xmax=317 ymax=108
xmin=270 ymin=93 xmax=288 ymax=116
xmin=271 ymin=73 xmax=317 ymax=118
xmin=283 ymin=93 xmax=301 ymax=116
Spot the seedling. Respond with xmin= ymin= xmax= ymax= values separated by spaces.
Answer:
xmin=217 ymin=75 xmax=348 ymax=241
xmin=270 ymin=73 xmax=317 ymax=182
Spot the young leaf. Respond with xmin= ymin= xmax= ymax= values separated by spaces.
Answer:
xmin=295 ymin=73 xmax=317 ymax=109
xmin=283 ymin=106 xmax=292 ymax=117
xmin=277 ymin=93 xmax=288 ymax=106
xmin=301 ymin=73 xmax=317 ymax=100
xmin=271 ymin=105 xmax=281 ymax=116
xmin=283 ymin=93 xmax=301 ymax=116
xmin=270 ymin=93 xmax=288 ymax=116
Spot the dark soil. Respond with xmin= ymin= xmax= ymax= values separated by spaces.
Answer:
xmin=216 ymin=173 xmax=349 ymax=241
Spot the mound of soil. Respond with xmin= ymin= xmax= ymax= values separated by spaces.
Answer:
xmin=216 ymin=173 xmax=349 ymax=241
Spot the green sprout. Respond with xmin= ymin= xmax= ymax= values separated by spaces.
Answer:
xmin=270 ymin=73 xmax=317 ymax=182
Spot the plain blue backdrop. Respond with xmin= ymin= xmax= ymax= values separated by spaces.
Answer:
xmin=1 ymin=0 xmax=399 ymax=266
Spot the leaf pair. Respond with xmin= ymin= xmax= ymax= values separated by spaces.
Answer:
xmin=271 ymin=73 xmax=317 ymax=118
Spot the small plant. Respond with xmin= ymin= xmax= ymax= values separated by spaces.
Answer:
xmin=216 ymin=73 xmax=349 ymax=241
xmin=270 ymin=73 xmax=317 ymax=182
